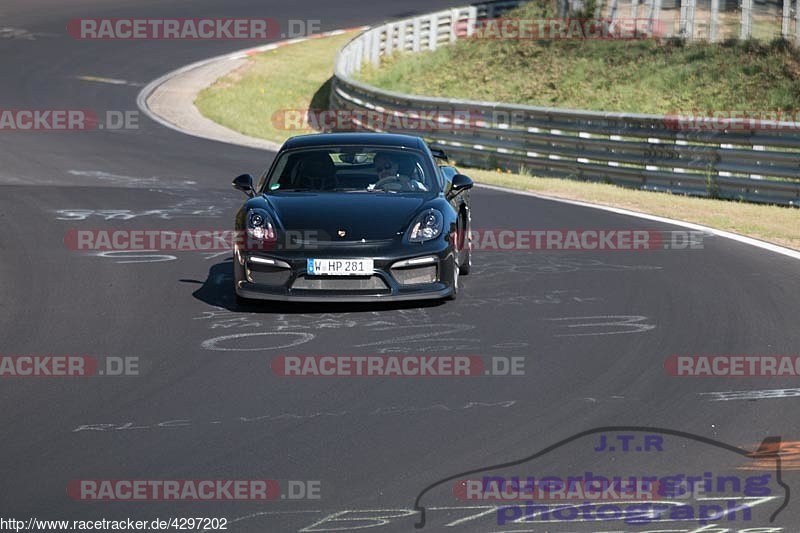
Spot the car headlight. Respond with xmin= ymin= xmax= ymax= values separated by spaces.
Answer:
xmin=408 ymin=209 xmax=444 ymax=243
xmin=246 ymin=209 xmax=276 ymax=241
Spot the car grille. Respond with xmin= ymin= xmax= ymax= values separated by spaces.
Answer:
xmin=247 ymin=264 xmax=292 ymax=287
xmin=292 ymin=276 xmax=389 ymax=291
xmin=391 ymin=265 xmax=438 ymax=285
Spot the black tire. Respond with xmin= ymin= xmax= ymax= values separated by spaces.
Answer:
xmin=458 ymin=213 xmax=472 ymax=275
xmin=446 ymin=253 xmax=459 ymax=301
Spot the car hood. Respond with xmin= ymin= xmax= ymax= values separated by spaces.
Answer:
xmin=264 ymin=192 xmax=430 ymax=241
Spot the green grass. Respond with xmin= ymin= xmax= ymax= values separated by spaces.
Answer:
xmin=358 ymin=3 xmax=800 ymax=113
xmin=195 ymin=31 xmax=357 ymax=144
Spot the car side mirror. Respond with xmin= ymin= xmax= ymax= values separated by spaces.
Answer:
xmin=449 ymin=174 xmax=474 ymax=196
xmin=233 ymin=174 xmax=255 ymax=197
xmin=440 ymin=165 xmax=458 ymax=181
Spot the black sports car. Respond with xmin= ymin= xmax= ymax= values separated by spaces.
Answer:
xmin=231 ymin=133 xmax=473 ymax=303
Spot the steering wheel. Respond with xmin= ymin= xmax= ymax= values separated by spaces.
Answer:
xmin=373 ymin=174 xmax=413 ymax=192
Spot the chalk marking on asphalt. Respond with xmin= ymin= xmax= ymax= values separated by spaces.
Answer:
xmin=76 ymin=75 xmax=137 ymax=86
xmin=442 ymin=506 xmax=499 ymax=527
xmin=354 ymin=323 xmax=477 ymax=348
xmin=201 ymin=331 xmax=314 ymax=351
xmin=94 ymin=250 xmax=176 ymax=264
xmin=203 ymin=250 xmax=231 ymax=260
xmin=71 ymin=401 xmax=518 ymax=433
xmin=0 ymin=27 xmax=37 ymax=40
xmin=230 ymin=510 xmax=323 ymax=524
xmin=55 ymin=204 xmax=223 ymax=220
xmin=545 ymin=315 xmax=656 ymax=337
xmin=298 ymin=509 xmax=418 ymax=531
xmin=700 ymin=388 xmax=800 ymax=401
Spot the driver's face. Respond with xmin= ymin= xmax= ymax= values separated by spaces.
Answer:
xmin=375 ymin=157 xmax=398 ymax=178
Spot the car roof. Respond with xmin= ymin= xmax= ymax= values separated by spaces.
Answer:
xmin=281 ymin=132 xmax=428 ymax=151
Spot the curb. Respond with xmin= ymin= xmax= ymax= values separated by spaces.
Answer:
xmin=135 ymin=26 xmax=368 ymax=152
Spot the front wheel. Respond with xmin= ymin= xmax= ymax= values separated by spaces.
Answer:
xmin=457 ymin=214 xmax=471 ymax=275
xmin=446 ymin=253 xmax=459 ymax=301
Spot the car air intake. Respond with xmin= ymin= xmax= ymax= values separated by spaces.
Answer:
xmin=391 ymin=265 xmax=437 ymax=285
xmin=292 ymin=276 xmax=389 ymax=291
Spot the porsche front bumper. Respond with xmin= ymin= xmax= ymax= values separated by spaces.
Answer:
xmin=233 ymin=240 xmax=457 ymax=302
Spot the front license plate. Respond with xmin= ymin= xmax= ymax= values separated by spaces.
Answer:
xmin=307 ymin=259 xmax=374 ymax=276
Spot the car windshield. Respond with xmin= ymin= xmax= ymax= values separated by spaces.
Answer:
xmin=263 ymin=147 xmax=436 ymax=194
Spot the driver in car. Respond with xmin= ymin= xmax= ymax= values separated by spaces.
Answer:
xmin=371 ymin=152 xmax=427 ymax=192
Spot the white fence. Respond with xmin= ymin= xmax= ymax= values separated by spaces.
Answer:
xmin=330 ymin=0 xmax=800 ymax=205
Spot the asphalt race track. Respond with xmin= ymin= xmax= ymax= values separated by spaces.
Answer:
xmin=1 ymin=1 xmax=800 ymax=531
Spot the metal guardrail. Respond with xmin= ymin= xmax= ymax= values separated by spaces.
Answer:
xmin=330 ymin=1 xmax=800 ymax=206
